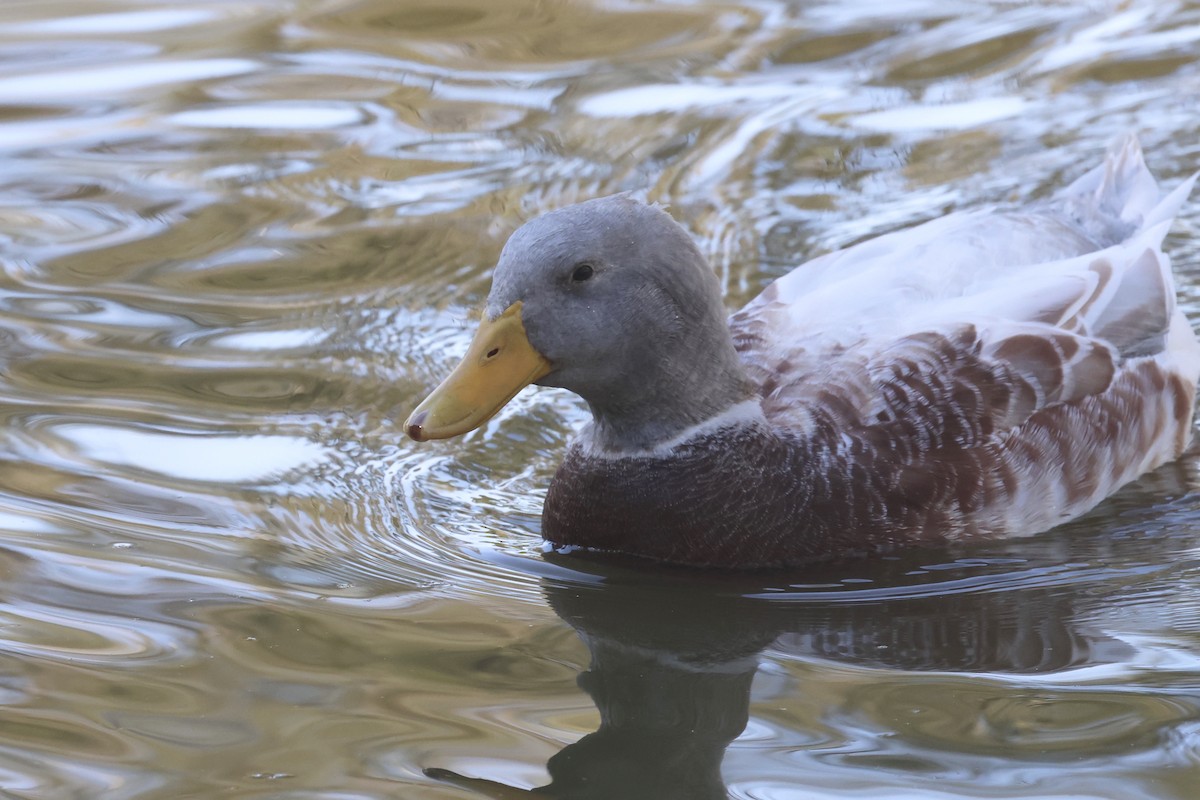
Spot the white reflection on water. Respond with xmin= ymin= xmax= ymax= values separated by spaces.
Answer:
xmin=52 ymin=424 xmax=328 ymax=484
xmin=852 ymin=97 xmax=1031 ymax=133
xmin=578 ymin=83 xmax=832 ymax=117
xmin=208 ymin=327 xmax=331 ymax=351
xmin=1 ymin=9 xmax=220 ymax=35
xmin=171 ymin=103 xmax=370 ymax=131
xmin=0 ymin=59 xmax=259 ymax=102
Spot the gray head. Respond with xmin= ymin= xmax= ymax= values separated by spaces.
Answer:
xmin=405 ymin=195 xmax=753 ymax=450
xmin=486 ymin=195 xmax=753 ymax=450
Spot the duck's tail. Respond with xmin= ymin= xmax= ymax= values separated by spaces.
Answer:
xmin=1060 ymin=135 xmax=1199 ymax=246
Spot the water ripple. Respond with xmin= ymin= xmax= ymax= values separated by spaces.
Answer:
xmin=2 ymin=1 xmax=1200 ymax=798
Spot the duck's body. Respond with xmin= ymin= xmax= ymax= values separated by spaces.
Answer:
xmin=408 ymin=138 xmax=1200 ymax=568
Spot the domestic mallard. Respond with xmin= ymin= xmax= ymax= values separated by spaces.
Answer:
xmin=406 ymin=138 xmax=1200 ymax=568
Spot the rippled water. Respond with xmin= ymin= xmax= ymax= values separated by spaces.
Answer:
xmin=2 ymin=0 xmax=1200 ymax=798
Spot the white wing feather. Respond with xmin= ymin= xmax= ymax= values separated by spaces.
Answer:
xmin=728 ymin=137 xmax=1200 ymax=537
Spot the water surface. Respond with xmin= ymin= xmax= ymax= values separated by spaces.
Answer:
xmin=1 ymin=0 xmax=1200 ymax=798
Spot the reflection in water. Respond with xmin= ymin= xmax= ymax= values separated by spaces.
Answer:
xmin=427 ymin=552 xmax=1139 ymax=798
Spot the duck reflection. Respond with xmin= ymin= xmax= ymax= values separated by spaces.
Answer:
xmin=425 ymin=549 xmax=1131 ymax=798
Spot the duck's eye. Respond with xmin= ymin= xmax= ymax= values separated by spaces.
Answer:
xmin=570 ymin=263 xmax=595 ymax=283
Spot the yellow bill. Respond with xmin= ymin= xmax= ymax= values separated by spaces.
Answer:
xmin=405 ymin=301 xmax=552 ymax=441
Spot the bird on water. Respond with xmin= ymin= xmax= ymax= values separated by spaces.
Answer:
xmin=406 ymin=138 xmax=1200 ymax=569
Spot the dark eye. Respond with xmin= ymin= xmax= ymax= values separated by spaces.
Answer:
xmin=570 ymin=263 xmax=595 ymax=283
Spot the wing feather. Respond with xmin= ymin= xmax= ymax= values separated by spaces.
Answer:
xmin=723 ymin=137 xmax=1199 ymax=539
xmin=729 ymin=147 xmax=1193 ymax=452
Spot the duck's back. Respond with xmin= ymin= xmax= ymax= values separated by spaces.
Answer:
xmin=540 ymin=140 xmax=1200 ymax=568
xmin=729 ymin=137 xmax=1200 ymax=540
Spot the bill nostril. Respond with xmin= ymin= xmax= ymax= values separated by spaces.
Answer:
xmin=406 ymin=410 xmax=429 ymax=441
xmin=486 ymin=347 xmax=500 ymax=358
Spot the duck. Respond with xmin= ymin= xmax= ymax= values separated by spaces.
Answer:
xmin=405 ymin=137 xmax=1200 ymax=569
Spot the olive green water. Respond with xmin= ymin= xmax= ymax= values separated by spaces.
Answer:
xmin=2 ymin=1 xmax=1200 ymax=798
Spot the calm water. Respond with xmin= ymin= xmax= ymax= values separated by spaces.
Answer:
xmin=1 ymin=1 xmax=1200 ymax=798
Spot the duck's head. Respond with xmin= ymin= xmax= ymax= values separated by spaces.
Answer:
xmin=405 ymin=195 xmax=752 ymax=451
